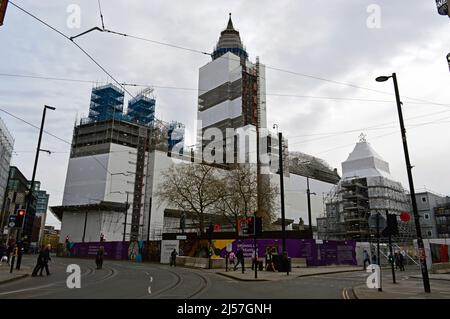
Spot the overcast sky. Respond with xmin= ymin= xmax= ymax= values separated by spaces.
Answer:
xmin=1 ymin=0 xmax=450 ymax=229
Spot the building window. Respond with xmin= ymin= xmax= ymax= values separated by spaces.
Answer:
xmin=422 ymin=197 xmax=427 ymax=203
xmin=424 ymin=213 xmax=430 ymax=220
xmin=427 ymin=230 xmax=432 ymax=237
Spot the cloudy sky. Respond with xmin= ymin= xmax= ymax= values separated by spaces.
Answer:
xmin=1 ymin=0 xmax=450 ymax=228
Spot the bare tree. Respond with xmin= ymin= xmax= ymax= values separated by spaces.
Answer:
xmin=155 ymin=163 xmax=223 ymax=235
xmin=215 ymin=164 xmax=278 ymax=233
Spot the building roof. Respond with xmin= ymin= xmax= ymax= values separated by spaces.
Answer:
xmin=341 ymin=139 xmax=391 ymax=179
xmin=289 ymin=152 xmax=340 ymax=184
xmin=212 ymin=14 xmax=248 ymax=61
xmin=50 ymin=201 xmax=127 ymax=221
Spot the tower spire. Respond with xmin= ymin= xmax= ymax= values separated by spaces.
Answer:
xmin=227 ymin=12 xmax=234 ymax=30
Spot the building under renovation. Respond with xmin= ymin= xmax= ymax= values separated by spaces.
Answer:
xmin=317 ymin=136 xmax=415 ymax=243
xmin=53 ymin=15 xmax=340 ymax=245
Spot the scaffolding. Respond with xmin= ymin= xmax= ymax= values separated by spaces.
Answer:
xmin=127 ymin=88 xmax=156 ymax=127
xmin=319 ymin=175 xmax=417 ymax=245
xmin=88 ymin=83 xmax=125 ymax=123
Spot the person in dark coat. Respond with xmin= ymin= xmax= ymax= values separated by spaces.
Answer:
xmin=40 ymin=244 xmax=51 ymax=276
xmin=233 ymin=247 xmax=245 ymax=273
xmin=170 ymin=249 xmax=178 ymax=267
xmin=371 ymin=254 xmax=377 ymax=265
xmin=96 ymin=246 xmax=105 ymax=269
xmin=15 ymin=238 xmax=25 ymax=270
xmin=31 ymin=245 xmax=46 ymax=277
xmin=397 ymin=252 xmax=405 ymax=271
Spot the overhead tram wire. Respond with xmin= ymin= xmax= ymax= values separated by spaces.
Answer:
xmin=0 ymin=106 xmax=112 ymax=175
xmin=309 ymin=115 xmax=450 ymax=155
xmin=3 ymin=72 xmax=450 ymax=109
xmin=8 ymin=1 xmax=134 ymax=100
xmin=9 ymin=2 xmax=450 ymax=109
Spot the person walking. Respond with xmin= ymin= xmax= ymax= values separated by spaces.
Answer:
xmin=363 ymin=249 xmax=371 ymax=269
xmin=170 ymin=249 xmax=178 ymax=267
xmin=234 ymin=247 xmax=245 ymax=273
xmin=40 ymin=244 xmax=51 ymax=276
xmin=394 ymin=252 xmax=399 ymax=270
xmin=31 ymin=245 xmax=46 ymax=277
xmin=398 ymin=251 xmax=405 ymax=271
xmin=371 ymin=253 xmax=377 ymax=265
xmin=95 ymin=246 xmax=105 ymax=269
xmin=15 ymin=238 xmax=25 ymax=270
xmin=228 ymin=251 xmax=236 ymax=269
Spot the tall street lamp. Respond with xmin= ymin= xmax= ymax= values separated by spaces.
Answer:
xmin=273 ymin=125 xmax=287 ymax=255
xmin=375 ymin=73 xmax=431 ymax=293
xmin=23 ymin=105 xmax=55 ymax=242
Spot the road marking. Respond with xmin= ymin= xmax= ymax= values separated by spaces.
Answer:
xmin=0 ymin=283 xmax=56 ymax=296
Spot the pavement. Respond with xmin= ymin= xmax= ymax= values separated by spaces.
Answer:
xmin=212 ymin=265 xmax=362 ymax=281
xmin=0 ymin=263 xmax=31 ymax=285
xmin=351 ymin=270 xmax=450 ymax=299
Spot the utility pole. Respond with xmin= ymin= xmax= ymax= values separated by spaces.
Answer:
xmin=376 ymin=212 xmax=382 ymax=292
xmin=306 ymin=177 xmax=313 ymax=238
xmin=386 ymin=210 xmax=396 ymax=284
xmin=278 ymin=131 xmax=287 ymax=254
xmin=376 ymin=73 xmax=431 ymax=293
xmin=82 ymin=211 xmax=88 ymax=243
xmin=23 ymin=105 xmax=55 ymax=243
xmin=253 ymin=217 xmax=257 ymax=279
xmin=123 ymin=192 xmax=129 ymax=242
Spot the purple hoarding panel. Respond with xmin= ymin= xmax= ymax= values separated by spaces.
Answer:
xmin=70 ymin=241 xmax=128 ymax=260
xmin=219 ymin=239 xmax=356 ymax=266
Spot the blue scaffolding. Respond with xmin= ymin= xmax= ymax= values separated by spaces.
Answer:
xmin=88 ymin=83 xmax=125 ymax=123
xmin=127 ymin=94 xmax=155 ymax=127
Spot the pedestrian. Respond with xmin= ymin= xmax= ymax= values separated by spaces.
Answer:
xmin=363 ymin=249 xmax=371 ymax=269
xmin=371 ymin=253 xmax=377 ymax=265
xmin=96 ymin=246 xmax=105 ymax=269
xmin=15 ymin=238 xmax=25 ymax=270
xmin=234 ymin=247 xmax=245 ymax=273
xmin=31 ymin=245 xmax=46 ymax=277
xmin=394 ymin=252 xmax=399 ymax=270
xmin=228 ymin=251 xmax=236 ymax=269
xmin=251 ymin=250 xmax=259 ymax=271
xmin=170 ymin=248 xmax=178 ymax=267
xmin=398 ymin=252 xmax=405 ymax=271
xmin=40 ymin=244 xmax=51 ymax=276
xmin=5 ymin=240 xmax=15 ymax=265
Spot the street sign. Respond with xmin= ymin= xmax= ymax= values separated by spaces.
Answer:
xmin=176 ymin=235 xmax=187 ymax=240
xmin=8 ymin=215 xmax=16 ymax=228
xmin=368 ymin=213 xmax=386 ymax=230
xmin=436 ymin=0 xmax=449 ymax=15
xmin=400 ymin=212 xmax=411 ymax=222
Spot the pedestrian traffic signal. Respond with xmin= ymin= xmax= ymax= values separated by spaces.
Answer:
xmin=15 ymin=209 xmax=25 ymax=228
xmin=382 ymin=213 xmax=399 ymax=237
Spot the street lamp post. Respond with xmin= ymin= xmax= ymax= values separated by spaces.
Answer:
xmin=273 ymin=125 xmax=287 ymax=255
xmin=376 ymin=73 xmax=431 ymax=293
xmin=23 ymin=105 xmax=55 ymax=242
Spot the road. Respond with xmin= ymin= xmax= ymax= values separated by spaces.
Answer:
xmin=0 ymin=256 xmax=417 ymax=299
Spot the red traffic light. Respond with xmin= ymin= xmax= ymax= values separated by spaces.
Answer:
xmin=400 ymin=212 xmax=411 ymax=222
xmin=18 ymin=209 xmax=25 ymax=216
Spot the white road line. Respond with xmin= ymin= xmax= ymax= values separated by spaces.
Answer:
xmin=0 ymin=283 xmax=56 ymax=296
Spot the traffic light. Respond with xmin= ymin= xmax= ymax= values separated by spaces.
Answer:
xmin=16 ymin=209 xmax=25 ymax=228
xmin=382 ymin=213 xmax=399 ymax=237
